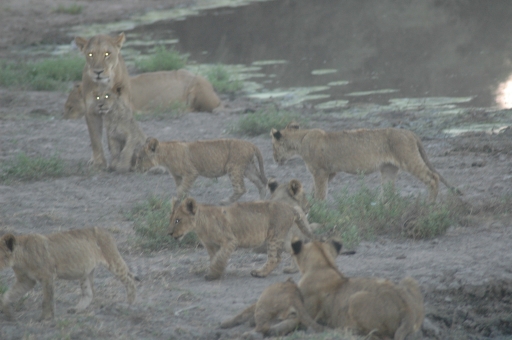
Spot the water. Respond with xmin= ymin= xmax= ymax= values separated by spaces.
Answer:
xmin=123 ymin=0 xmax=512 ymax=110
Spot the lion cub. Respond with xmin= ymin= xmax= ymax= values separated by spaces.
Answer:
xmin=134 ymin=137 xmax=267 ymax=204
xmin=169 ymin=197 xmax=315 ymax=280
xmin=292 ymin=239 xmax=424 ymax=340
xmin=0 ymin=228 xmax=136 ymax=321
xmin=271 ymin=122 xmax=460 ymax=201
xmin=92 ymin=83 xmax=146 ymax=172
xmin=220 ymin=277 xmax=324 ymax=337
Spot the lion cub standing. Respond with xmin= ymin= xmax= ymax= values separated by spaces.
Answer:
xmin=0 ymin=228 xmax=136 ymax=321
xmin=92 ymin=83 xmax=146 ymax=172
xmin=292 ymin=239 xmax=424 ymax=340
xmin=134 ymin=137 xmax=267 ymax=204
xmin=271 ymin=122 xmax=460 ymax=201
xmin=168 ymin=197 xmax=315 ymax=280
xmin=220 ymin=277 xmax=324 ymax=337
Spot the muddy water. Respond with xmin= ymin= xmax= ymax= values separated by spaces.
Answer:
xmin=124 ymin=0 xmax=512 ymax=110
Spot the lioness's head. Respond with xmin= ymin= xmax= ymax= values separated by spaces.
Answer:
xmin=268 ymin=178 xmax=311 ymax=214
xmin=63 ymin=83 xmax=85 ymax=119
xmin=270 ymin=121 xmax=301 ymax=165
xmin=291 ymin=238 xmax=342 ymax=274
xmin=169 ymin=197 xmax=197 ymax=240
xmin=134 ymin=137 xmax=161 ymax=172
xmin=75 ymin=33 xmax=125 ymax=84
xmin=92 ymin=83 xmax=123 ymax=116
xmin=0 ymin=234 xmax=16 ymax=270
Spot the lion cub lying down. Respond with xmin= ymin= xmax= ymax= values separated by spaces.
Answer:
xmin=134 ymin=137 xmax=267 ymax=205
xmin=169 ymin=197 xmax=315 ymax=280
xmin=271 ymin=122 xmax=460 ymax=202
xmin=0 ymin=228 xmax=136 ymax=321
xmin=292 ymin=239 xmax=424 ymax=340
xmin=220 ymin=277 xmax=324 ymax=337
xmin=63 ymin=70 xmax=221 ymax=119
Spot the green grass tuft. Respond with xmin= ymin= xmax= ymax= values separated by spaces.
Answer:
xmin=55 ymin=4 xmax=83 ymax=15
xmin=1 ymin=152 xmax=65 ymax=182
xmin=0 ymin=55 xmax=84 ymax=91
xmin=234 ymin=106 xmax=305 ymax=136
xmin=205 ymin=65 xmax=243 ymax=93
xmin=135 ymin=46 xmax=187 ymax=72
xmin=127 ymin=195 xmax=197 ymax=251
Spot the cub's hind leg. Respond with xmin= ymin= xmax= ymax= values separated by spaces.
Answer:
xmin=68 ymin=270 xmax=95 ymax=314
xmin=221 ymin=168 xmax=246 ymax=205
xmin=251 ymin=239 xmax=283 ymax=278
xmin=379 ymin=163 xmax=399 ymax=199
xmin=245 ymin=162 xmax=267 ymax=199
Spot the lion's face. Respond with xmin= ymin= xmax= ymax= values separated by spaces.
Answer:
xmin=134 ymin=137 xmax=160 ymax=172
xmin=0 ymin=234 xmax=15 ymax=270
xmin=168 ymin=198 xmax=197 ymax=240
xmin=270 ymin=127 xmax=299 ymax=165
xmin=63 ymin=83 xmax=85 ymax=119
xmin=75 ymin=33 xmax=125 ymax=84
xmin=92 ymin=88 xmax=117 ymax=115
xmin=269 ymin=179 xmax=310 ymax=214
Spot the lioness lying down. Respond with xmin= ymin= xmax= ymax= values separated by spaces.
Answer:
xmin=63 ymin=70 xmax=221 ymax=119
xmin=169 ymin=197 xmax=315 ymax=280
xmin=271 ymin=122 xmax=460 ymax=202
xmin=220 ymin=277 xmax=324 ymax=337
xmin=134 ymin=137 xmax=267 ymax=205
xmin=0 ymin=228 xmax=136 ymax=321
xmin=292 ymin=239 xmax=424 ymax=340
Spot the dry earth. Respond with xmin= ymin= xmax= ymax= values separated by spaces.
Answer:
xmin=1 ymin=1 xmax=512 ymax=340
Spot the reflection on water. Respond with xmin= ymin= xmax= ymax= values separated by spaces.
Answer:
xmin=126 ymin=0 xmax=512 ymax=108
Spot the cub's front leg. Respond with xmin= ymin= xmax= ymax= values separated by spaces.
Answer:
xmin=206 ymin=238 xmax=238 ymax=281
xmin=2 ymin=271 xmax=37 ymax=320
xmin=40 ymin=278 xmax=55 ymax=321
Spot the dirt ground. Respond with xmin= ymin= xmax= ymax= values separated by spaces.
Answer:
xmin=1 ymin=1 xmax=512 ymax=339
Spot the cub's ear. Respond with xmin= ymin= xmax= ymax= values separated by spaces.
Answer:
xmin=288 ymin=179 xmax=302 ymax=197
xmin=267 ymin=178 xmax=279 ymax=193
xmin=185 ymin=198 xmax=197 ymax=215
xmin=330 ymin=239 xmax=343 ymax=255
xmin=286 ymin=121 xmax=300 ymax=130
xmin=74 ymin=36 xmax=88 ymax=52
xmin=145 ymin=137 xmax=159 ymax=153
xmin=291 ymin=238 xmax=303 ymax=255
xmin=2 ymin=234 xmax=16 ymax=252
xmin=271 ymin=129 xmax=282 ymax=140
xmin=115 ymin=32 xmax=126 ymax=49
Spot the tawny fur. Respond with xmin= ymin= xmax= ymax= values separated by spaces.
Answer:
xmin=271 ymin=122 xmax=460 ymax=202
xmin=220 ymin=277 xmax=324 ymax=337
xmin=134 ymin=137 xmax=267 ymax=204
xmin=75 ymin=33 xmax=131 ymax=169
xmin=63 ymin=70 xmax=221 ymax=119
xmin=92 ymin=83 xmax=146 ymax=172
xmin=292 ymin=239 xmax=424 ymax=340
xmin=0 ymin=228 xmax=136 ymax=321
xmin=168 ymin=197 xmax=315 ymax=280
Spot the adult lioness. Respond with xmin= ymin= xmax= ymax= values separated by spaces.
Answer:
xmin=220 ymin=278 xmax=324 ymax=337
xmin=63 ymin=70 xmax=221 ymax=119
xmin=291 ymin=239 xmax=424 ymax=340
xmin=75 ymin=33 xmax=131 ymax=168
xmin=271 ymin=122 xmax=460 ymax=202
xmin=134 ymin=137 xmax=267 ymax=204
xmin=92 ymin=83 xmax=146 ymax=172
xmin=0 ymin=228 xmax=136 ymax=321
xmin=168 ymin=197 xmax=315 ymax=280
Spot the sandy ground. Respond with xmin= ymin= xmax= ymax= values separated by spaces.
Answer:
xmin=1 ymin=1 xmax=512 ymax=339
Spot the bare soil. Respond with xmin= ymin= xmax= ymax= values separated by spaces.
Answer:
xmin=1 ymin=1 xmax=512 ymax=339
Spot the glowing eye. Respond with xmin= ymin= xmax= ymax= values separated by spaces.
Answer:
xmin=105 ymin=52 xmax=110 ymax=57
xmin=88 ymin=53 xmax=93 ymax=57
xmin=175 ymin=219 xmax=180 ymax=224
xmin=96 ymin=96 xmax=100 ymax=100
xmin=105 ymin=94 xmax=109 ymax=99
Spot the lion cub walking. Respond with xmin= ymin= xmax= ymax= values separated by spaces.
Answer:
xmin=168 ymin=197 xmax=315 ymax=280
xmin=292 ymin=239 xmax=424 ymax=340
xmin=134 ymin=137 xmax=267 ymax=204
xmin=220 ymin=277 xmax=324 ymax=337
xmin=271 ymin=122 xmax=460 ymax=201
xmin=0 ymin=228 xmax=136 ymax=321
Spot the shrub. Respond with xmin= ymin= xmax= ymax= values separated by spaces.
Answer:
xmin=127 ymin=195 xmax=197 ymax=251
xmin=205 ymin=65 xmax=243 ymax=93
xmin=235 ymin=106 xmax=304 ymax=136
xmin=0 ymin=152 xmax=65 ymax=182
xmin=55 ymin=4 xmax=83 ymax=15
xmin=135 ymin=46 xmax=187 ymax=72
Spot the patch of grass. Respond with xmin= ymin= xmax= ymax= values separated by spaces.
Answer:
xmin=135 ymin=46 xmax=187 ymax=72
xmin=205 ymin=64 xmax=243 ymax=93
xmin=0 ymin=280 xmax=8 ymax=295
xmin=234 ymin=106 xmax=305 ymax=136
xmin=0 ymin=152 xmax=65 ymax=182
xmin=55 ymin=4 xmax=83 ymax=15
xmin=309 ymin=181 xmax=467 ymax=244
xmin=0 ymin=55 xmax=84 ymax=91
xmin=127 ymin=195 xmax=197 ymax=251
